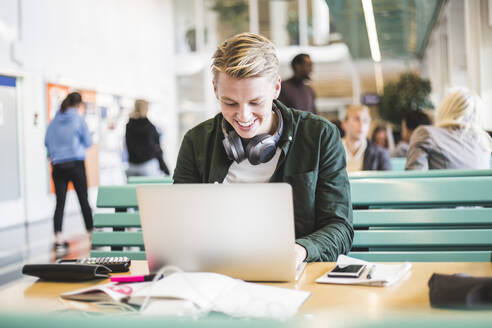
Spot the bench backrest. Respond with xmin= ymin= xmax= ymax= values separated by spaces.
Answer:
xmin=127 ymin=176 xmax=173 ymax=184
xmin=390 ymin=157 xmax=406 ymax=171
xmin=93 ymin=176 xmax=492 ymax=262
xmin=349 ymin=169 xmax=492 ymax=180
xmin=351 ymin=177 xmax=492 ymax=207
xmin=389 ymin=156 xmax=492 ymax=172
xmin=349 ymin=176 xmax=492 ymax=262
xmin=92 ymin=185 xmax=144 ymax=259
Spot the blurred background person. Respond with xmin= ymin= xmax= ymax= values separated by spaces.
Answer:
xmin=278 ymin=53 xmax=317 ymax=114
xmin=125 ymin=99 xmax=170 ymax=177
xmin=342 ymin=105 xmax=391 ymax=172
xmin=44 ymin=92 xmax=93 ymax=255
xmin=406 ymin=88 xmax=492 ymax=170
xmin=331 ymin=119 xmax=345 ymax=138
xmin=371 ymin=125 xmax=395 ymax=152
xmin=392 ymin=110 xmax=431 ymax=157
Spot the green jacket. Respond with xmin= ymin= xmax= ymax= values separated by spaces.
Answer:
xmin=173 ymin=100 xmax=353 ymax=262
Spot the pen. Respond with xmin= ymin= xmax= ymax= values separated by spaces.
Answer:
xmin=110 ymin=274 xmax=159 ymax=283
xmin=367 ymin=265 xmax=376 ymax=279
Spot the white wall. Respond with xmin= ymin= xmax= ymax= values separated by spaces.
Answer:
xmin=0 ymin=0 xmax=176 ymax=227
xmin=421 ymin=0 xmax=492 ymax=130
xmin=475 ymin=0 xmax=492 ymax=131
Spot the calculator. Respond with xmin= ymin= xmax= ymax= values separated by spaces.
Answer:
xmin=57 ymin=257 xmax=131 ymax=272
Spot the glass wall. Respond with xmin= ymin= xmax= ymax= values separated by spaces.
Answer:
xmin=174 ymin=0 xmax=198 ymax=54
xmin=173 ymin=0 xmax=334 ymax=142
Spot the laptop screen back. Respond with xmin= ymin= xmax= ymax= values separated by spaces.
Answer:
xmin=136 ymin=183 xmax=296 ymax=281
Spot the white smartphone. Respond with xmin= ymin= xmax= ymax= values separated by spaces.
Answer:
xmin=327 ymin=264 xmax=366 ymax=278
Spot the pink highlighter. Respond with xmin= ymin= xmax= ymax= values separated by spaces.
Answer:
xmin=110 ymin=274 xmax=157 ymax=283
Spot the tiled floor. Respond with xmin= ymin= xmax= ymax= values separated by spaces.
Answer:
xmin=0 ymin=213 xmax=91 ymax=287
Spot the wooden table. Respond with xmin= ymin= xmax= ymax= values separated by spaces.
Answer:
xmin=1 ymin=261 xmax=491 ymax=320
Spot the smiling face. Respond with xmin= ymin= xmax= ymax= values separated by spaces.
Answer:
xmin=213 ymin=72 xmax=281 ymax=140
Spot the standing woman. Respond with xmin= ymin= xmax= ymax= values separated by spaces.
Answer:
xmin=45 ymin=92 xmax=94 ymax=254
xmin=125 ymin=99 xmax=169 ymax=177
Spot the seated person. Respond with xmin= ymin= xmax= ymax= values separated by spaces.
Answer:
xmin=392 ymin=110 xmax=431 ymax=158
xmin=371 ymin=125 xmax=388 ymax=149
xmin=406 ymin=88 xmax=492 ymax=170
xmin=371 ymin=124 xmax=395 ymax=154
xmin=173 ymin=33 xmax=353 ymax=265
xmin=341 ymin=105 xmax=392 ymax=172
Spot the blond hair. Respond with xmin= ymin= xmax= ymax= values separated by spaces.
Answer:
xmin=344 ymin=105 xmax=370 ymax=121
xmin=211 ymin=32 xmax=279 ymax=81
xmin=130 ymin=99 xmax=149 ymax=119
xmin=436 ymin=88 xmax=492 ymax=150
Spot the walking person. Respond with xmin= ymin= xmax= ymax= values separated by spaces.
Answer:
xmin=278 ymin=53 xmax=317 ymax=114
xmin=45 ymin=92 xmax=94 ymax=255
xmin=125 ymin=99 xmax=170 ymax=177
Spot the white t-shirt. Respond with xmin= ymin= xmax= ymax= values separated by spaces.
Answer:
xmin=342 ymin=138 xmax=367 ymax=172
xmin=223 ymin=148 xmax=282 ymax=183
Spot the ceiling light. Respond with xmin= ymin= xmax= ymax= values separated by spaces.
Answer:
xmin=361 ymin=0 xmax=381 ymax=62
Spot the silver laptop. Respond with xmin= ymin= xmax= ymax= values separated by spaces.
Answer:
xmin=137 ymin=183 xmax=302 ymax=282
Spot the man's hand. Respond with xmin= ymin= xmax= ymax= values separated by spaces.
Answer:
xmin=294 ymin=243 xmax=307 ymax=267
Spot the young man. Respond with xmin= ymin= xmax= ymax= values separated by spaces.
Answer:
xmin=173 ymin=33 xmax=353 ymax=265
xmin=342 ymin=105 xmax=391 ymax=172
xmin=278 ymin=54 xmax=317 ymax=114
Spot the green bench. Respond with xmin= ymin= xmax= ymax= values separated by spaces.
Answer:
xmin=348 ymin=177 xmax=492 ymax=262
xmin=0 ymin=313 xmax=295 ymax=328
xmin=127 ymin=176 xmax=173 ymax=184
xmin=91 ymin=185 xmax=145 ymax=259
xmin=93 ymin=176 xmax=492 ymax=262
xmin=389 ymin=156 xmax=492 ymax=172
xmin=92 ymin=177 xmax=172 ymax=259
xmin=390 ymin=157 xmax=406 ymax=171
xmin=349 ymin=168 xmax=492 ymax=179
xmin=4 ymin=312 xmax=492 ymax=328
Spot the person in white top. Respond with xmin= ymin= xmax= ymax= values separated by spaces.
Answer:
xmin=342 ymin=105 xmax=391 ymax=172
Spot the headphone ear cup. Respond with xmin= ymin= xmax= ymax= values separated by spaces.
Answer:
xmin=246 ymin=134 xmax=277 ymax=165
xmin=224 ymin=130 xmax=246 ymax=163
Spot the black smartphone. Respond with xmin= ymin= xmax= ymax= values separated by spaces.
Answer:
xmin=327 ymin=264 xmax=366 ymax=278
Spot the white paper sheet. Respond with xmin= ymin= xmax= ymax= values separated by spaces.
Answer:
xmin=131 ymin=272 xmax=310 ymax=319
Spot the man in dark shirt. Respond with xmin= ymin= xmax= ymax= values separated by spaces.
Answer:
xmin=278 ymin=54 xmax=317 ymax=114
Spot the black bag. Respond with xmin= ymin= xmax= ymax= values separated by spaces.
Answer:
xmin=428 ymin=273 xmax=492 ymax=309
